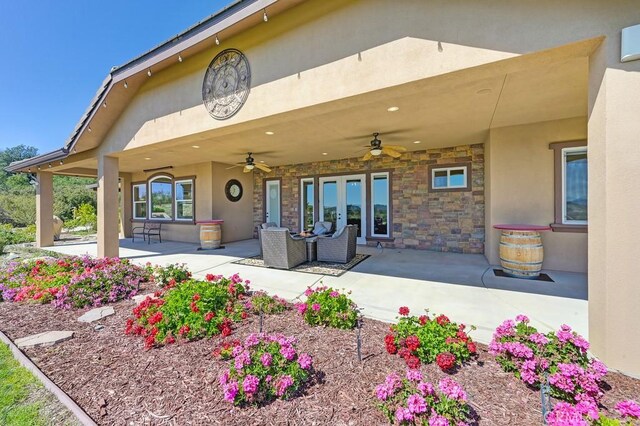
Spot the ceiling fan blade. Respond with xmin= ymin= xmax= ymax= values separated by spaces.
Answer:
xmin=243 ymin=166 xmax=252 ymax=173
xmin=382 ymin=147 xmax=402 ymax=158
xmin=255 ymin=163 xmax=272 ymax=173
xmin=226 ymin=164 xmax=241 ymax=170
xmin=362 ymin=151 xmax=373 ymax=161
xmin=384 ymin=145 xmax=407 ymax=152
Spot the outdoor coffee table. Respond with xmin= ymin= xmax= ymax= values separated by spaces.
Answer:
xmin=493 ymin=224 xmax=552 ymax=278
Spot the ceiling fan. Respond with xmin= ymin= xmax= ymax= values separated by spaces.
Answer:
xmin=227 ymin=152 xmax=272 ymax=173
xmin=361 ymin=133 xmax=407 ymax=161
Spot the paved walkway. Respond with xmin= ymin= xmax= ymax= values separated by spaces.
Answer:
xmin=47 ymin=238 xmax=588 ymax=344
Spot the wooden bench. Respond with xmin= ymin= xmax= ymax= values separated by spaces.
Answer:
xmin=132 ymin=222 xmax=163 ymax=244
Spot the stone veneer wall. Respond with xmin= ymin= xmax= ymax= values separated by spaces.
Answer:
xmin=253 ymin=143 xmax=484 ymax=254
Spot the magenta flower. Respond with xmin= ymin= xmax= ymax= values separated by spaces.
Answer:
xmin=295 ymin=303 xmax=307 ymax=314
xmin=428 ymin=415 xmax=450 ymax=426
xmin=329 ymin=290 xmax=340 ymax=298
xmin=275 ymin=375 xmax=294 ymax=396
xmin=304 ymin=288 xmax=314 ymax=297
xmin=515 ymin=314 xmax=530 ymax=323
xmin=546 ymin=402 xmax=588 ymax=426
xmin=616 ymin=400 xmax=640 ymax=419
xmin=219 ymin=369 xmax=230 ymax=386
xmin=242 ymin=374 xmax=259 ymax=394
xmin=417 ymin=381 xmax=435 ymax=396
xmin=223 ymin=381 xmax=239 ymax=402
xmin=406 ymin=369 xmax=423 ymax=382
xmin=298 ymin=353 xmax=313 ymax=370
xmin=260 ymin=352 xmax=273 ymax=367
xmin=438 ymin=377 xmax=467 ymax=401
xmin=407 ymin=393 xmax=427 ymax=414
xmin=394 ymin=407 xmax=414 ymax=423
xmin=280 ymin=344 xmax=296 ymax=361
xmin=375 ymin=384 xmax=391 ymax=401
xmin=311 ymin=303 xmax=321 ymax=312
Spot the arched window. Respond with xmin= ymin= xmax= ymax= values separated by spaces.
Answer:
xmin=149 ymin=175 xmax=173 ymax=220
xmin=132 ymin=174 xmax=195 ymax=222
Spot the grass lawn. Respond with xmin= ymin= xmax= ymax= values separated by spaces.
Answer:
xmin=0 ymin=342 xmax=46 ymax=426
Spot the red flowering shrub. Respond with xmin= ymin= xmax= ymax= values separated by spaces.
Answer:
xmin=125 ymin=273 xmax=250 ymax=349
xmin=386 ymin=307 xmax=477 ymax=370
xmin=152 ymin=263 xmax=191 ymax=288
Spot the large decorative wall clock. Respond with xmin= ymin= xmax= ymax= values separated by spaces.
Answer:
xmin=202 ymin=48 xmax=251 ymax=120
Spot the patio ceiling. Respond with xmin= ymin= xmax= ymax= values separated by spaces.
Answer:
xmin=52 ymin=43 xmax=589 ymax=175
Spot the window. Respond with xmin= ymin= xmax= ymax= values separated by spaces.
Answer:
xmin=149 ymin=176 xmax=173 ymax=220
xmin=132 ymin=184 xmax=147 ymax=220
xmin=371 ymin=172 xmax=390 ymax=237
xmin=428 ymin=164 xmax=471 ymax=192
xmin=175 ymin=180 xmax=194 ymax=220
xmin=550 ymin=141 xmax=587 ymax=232
xmin=300 ymin=178 xmax=314 ymax=232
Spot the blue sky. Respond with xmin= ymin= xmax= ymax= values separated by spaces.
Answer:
xmin=0 ymin=1 xmax=228 ymax=153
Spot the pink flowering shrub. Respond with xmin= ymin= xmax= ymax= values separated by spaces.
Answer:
xmin=546 ymin=399 xmax=640 ymax=426
xmin=295 ymin=286 xmax=358 ymax=329
xmin=219 ymin=333 xmax=314 ymax=405
xmin=246 ymin=291 xmax=291 ymax=314
xmin=374 ymin=369 xmax=472 ymax=425
xmin=490 ymin=315 xmax=607 ymax=407
xmin=0 ymin=256 xmax=150 ymax=309
xmin=386 ymin=307 xmax=477 ymax=370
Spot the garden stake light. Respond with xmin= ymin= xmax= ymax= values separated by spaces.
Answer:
xmin=259 ymin=308 xmax=264 ymax=333
xmin=540 ymin=373 xmax=552 ymax=425
xmin=356 ymin=316 xmax=362 ymax=362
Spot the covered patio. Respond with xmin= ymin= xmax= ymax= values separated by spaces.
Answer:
xmin=46 ymin=238 xmax=587 ymax=344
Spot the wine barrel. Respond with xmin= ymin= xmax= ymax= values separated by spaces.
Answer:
xmin=499 ymin=230 xmax=544 ymax=278
xmin=200 ymin=223 xmax=221 ymax=249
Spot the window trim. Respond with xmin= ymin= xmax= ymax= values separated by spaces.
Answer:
xmin=148 ymin=175 xmax=174 ymax=221
xmin=174 ymin=179 xmax=194 ymax=221
xmin=300 ymin=178 xmax=315 ymax=232
xmin=370 ymin=172 xmax=390 ymax=237
xmin=132 ymin=183 xmax=147 ymax=220
xmin=549 ymin=140 xmax=587 ymax=233
xmin=561 ymin=147 xmax=588 ymax=226
xmin=427 ymin=163 xmax=471 ymax=192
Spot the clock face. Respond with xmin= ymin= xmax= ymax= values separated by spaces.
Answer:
xmin=202 ymin=49 xmax=251 ymax=120
xmin=225 ymin=179 xmax=243 ymax=202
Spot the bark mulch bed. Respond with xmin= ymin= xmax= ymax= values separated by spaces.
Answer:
xmin=0 ymin=298 xmax=638 ymax=426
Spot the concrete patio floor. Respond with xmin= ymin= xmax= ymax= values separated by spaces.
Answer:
xmin=47 ymin=238 xmax=588 ymax=344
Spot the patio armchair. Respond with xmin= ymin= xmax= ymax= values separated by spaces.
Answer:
xmin=261 ymin=228 xmax=307 ymax=269
xmin=258 ymin=222 xmax=279 ymax=256
xmin=316 ymin=225 xmax=357 ymax=263
xmin=310 ymin=221 xmax=333 ymax=236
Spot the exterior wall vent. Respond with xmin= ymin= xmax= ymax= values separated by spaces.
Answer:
xmin=621 ymin=24 xmax=640 ymax=63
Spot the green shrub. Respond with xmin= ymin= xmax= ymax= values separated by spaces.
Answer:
xmin=295 ymin=286 xmax=359 ymax=329
xmin=249 ymin=291 xmax=291 ymax=314
xmin=66 ymin=203 xmax=97 ymax=231
xmin=152 ymin=263 xmax=192 ymax=288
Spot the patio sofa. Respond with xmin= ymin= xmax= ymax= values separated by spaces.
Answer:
xmin=261 ymin=228 xmax=307 ymax=269
xmin=317 ymin=224 xmax=357 ymax=263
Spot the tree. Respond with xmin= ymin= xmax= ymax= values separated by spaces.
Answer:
xmin=0 ymin=145 xmax=38 ymax=190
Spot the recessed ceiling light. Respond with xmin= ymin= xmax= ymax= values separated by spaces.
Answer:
xmin=260 ymin=160 xmax=265 ymax=163
xmin=144 ymin=157 xmax=151 ymax=160
xmin=413 ymin=140 xmax=421 ymax=144
xmin=265 ymin=131 xmax=274 ymax=135
xmin=322 ymin=152 xmax=328 ymax=156
xmin=476 ymin=88 xmax=492 ymax=95
xmin=387 ymin=106 xmax=400 ymax=112
xmin=192 ymin=145 xmax=200 ymax=148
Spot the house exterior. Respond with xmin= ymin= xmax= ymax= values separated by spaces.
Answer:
xmin=7 ymin=0 xmax=640 ymax=375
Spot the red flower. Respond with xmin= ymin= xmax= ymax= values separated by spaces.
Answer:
xmin=206 ymin=274 xmax=215 ymax=282
xmin=398 ymin=348 xmax=411 ymax=359
xmin=221 ymin=326 xmax=232 ymax=337
xmin=436 ymin=315 xmax=450 ymax=326
xmin=405 ymin=335 xmax=420 ymax=352
xmin=190 ymin=301 xmax=200 ymax=313
xmin=419 ymin=315 xmax=429 ymax=325
xmin=144 ymin=335 xmax=155 ymax=350
xmin=241 ymin=311 xmax=248 ymax=319
xmin=124 ymin=318 xmax=134 ymax=335
xmin=179 ymin=325 xmax=190 ymax=336
xmin=467 ymin=341 xmax=477 ymax=354
xmin=384 ymin=334 xmax=395 ymax=346
xmin=405 ymin=355 xmax=421 ymax=369
xmin=204 ymin=312 xmax=215 ymax=322
xmin=436 ymin=352 xmax=456 ymax=371
xmin=456 ymin=331 xmax=468 ymax=342
xmin=153 ymin=290 xmax=162 ymax=297
xmin=386 ymin=343 xmax=398 ymax=354
xmin=398 ymin=306 xmax=410 ymax=316
xmin=165 ymin=335 xmax=176 ymax=344
xmin=192 ymin=294 xmax=201 ymax=302
xmin=148 ymin=311 xmax=163 ymax=325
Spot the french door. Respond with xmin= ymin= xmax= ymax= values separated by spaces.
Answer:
xmin=265 ymin=180 xmax=281 ymax=226
xmin=319 ymin=174 xmax=366 ymax=244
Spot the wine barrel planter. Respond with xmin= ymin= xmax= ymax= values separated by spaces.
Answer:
xmin=494 ymin=224 xmax=552 ymax=279
xmin=197 ymin=220 xmax=224 ymax=250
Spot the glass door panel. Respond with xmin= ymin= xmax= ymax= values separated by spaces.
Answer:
xmin=265 ymin=180 xmax=280 ymax=226
xmin=321 ymin=180 xmax=338 ymax=232
xmin=319 ymin=175 xmax=366 ymax=244
xmin=345 ymin=179 xmax=362 ymax=238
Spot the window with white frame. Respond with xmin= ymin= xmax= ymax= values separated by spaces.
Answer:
xmin=371 ymin=172 xmax=389 ymax=237
xmin=562 ymin=147 xmax=587 ymax=225
xmin=149 ymin=176 xmax=173 ymax=220
xmin=300 ymin=178 xmax=314 ymax=232
xmin=132 ymin=184 xmax=147 ymax=220
xmin=175 ymin=180 xmax=194 ymax=220
xmin=429 ymin=165 xmax=469 ymax=191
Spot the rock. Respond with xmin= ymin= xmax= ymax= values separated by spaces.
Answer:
xmin=132 ymin=294 xmax=156 ymax=305
xmin=78 ymin=306 xmax=115 ymax=323
xmin=15 ymin=331 xmax=74 ymax=349
xmin=94 ymin=325 xmax=105 ymax=331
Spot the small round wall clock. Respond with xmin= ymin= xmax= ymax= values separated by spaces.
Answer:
xmin=225 ymin=179 xmax=243 ymax=202
xmin=202 ymin=48 xmax=251 ymax=120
